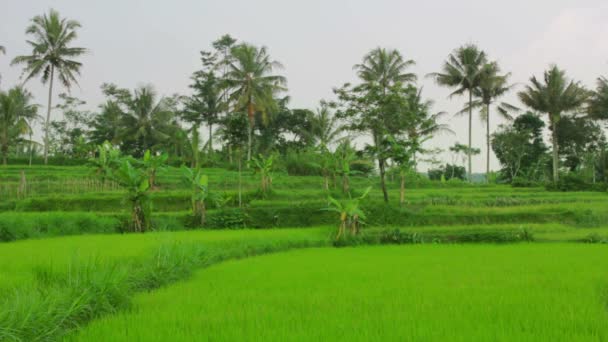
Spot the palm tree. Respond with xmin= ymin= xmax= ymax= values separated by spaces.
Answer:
xmin=354 ymin=47 xmax=416 ymax=202
xmin=429 ymin=44 xmax=487 ymax=181
xmin=0 ymin=87 xmax=39 ymax=165
xmin=518 ymin=65 xmax=589 ymax=182
xmin=11 ymin=9 xmax=86 ymax=164
xmin=0 ymin=45 xmax=5 ymax=85
xmin=307 ymin=103 xmax=343 ymax=149
xmin=459 ymin=62 xmax=517 ymax=181
xmin=354 ymin=48 xmax=416 ymax=92
xmin=588 ymin=77 xmax=608 ymax=121
xmin=122 ymin=86 xmax=173 ymax=156
xmin=404 ymin=87 xmax=453 ymax=170
xmin=224 ymin=43 xmax=287 ymax=161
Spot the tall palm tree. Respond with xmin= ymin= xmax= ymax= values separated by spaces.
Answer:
xmin=518 ymin=65 xmax=589 ymax=182
xmin=224 ymin=43 xmax=286 ymax=161
xmin=459 ymin=62 xmax=517 ymax=181
xmin=429 ymin=44 xmax=487 ymax=181
xmin=354 ymin=47 xmax=416 ymax=202
xmin=354 ymin=48 xmax=416 ymax=93
xmin=405 ymin=88 xmax=453 ymax=170
xmin=11 ymin=9 xmax=86 ymax=164
xmin=0 ymin=87 xmax=39 ymax=165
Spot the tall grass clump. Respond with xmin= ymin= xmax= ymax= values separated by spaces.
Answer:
xmin=0 ymin=232 xmax=330 ymax=341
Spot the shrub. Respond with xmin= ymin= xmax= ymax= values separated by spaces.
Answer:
xmin=545 ymin=173 xmax=599 ymax=192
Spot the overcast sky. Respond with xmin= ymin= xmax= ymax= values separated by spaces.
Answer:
xmin=1 ymin=0 xmax=607 ymax=171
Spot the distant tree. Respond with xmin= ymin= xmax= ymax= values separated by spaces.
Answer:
xmin=354 ymin=48 xmax=416 ymax=89
xmin=449 ymin=142 xmax=480 ymax=171
xmin=101 ymin=84 xmax=177 ymax=156
xmin=12 ymin=9 xmax=87 ymax=164
xmin=428 ymin=164 xmax=466 ymax=181
xmin=90 ymin=100 xmax=123 ymax=146
xmin=555 ymin=115 xmax=605 ymax=172
xmin=403 ymin=86 xmax=452 ymax=170
xmin=184 ymin=50 xmax=224 ymax=158
xmin=304 ymin=103 xmax=343 ymax=149
xmin=49 ymin=93 xmax=92 ymax=158
xmin=588 ymin=77 xmax=608 ymax=121
xmin=518 ymin=66 xmax=589 ymax=182
xmin=0 ymin=87 xmax=39 ymax=165
xmin=338 ymin=47 xmax=416 ymax=202
xmin=224 ymin=43 xmax=287 ymax=161
xmin=459 ymin=62 xmax=517 ymax=180
xmin=492 ymin=112 xmax=548 ymax=182
xmin=429 ymin=44 xmax=487 ymax=181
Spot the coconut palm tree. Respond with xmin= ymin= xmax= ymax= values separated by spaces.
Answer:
xmin=0 ymin=87 xmax=39 ymax=165
xmin=518 ymin=65 xmax=589 ymax=182
xmin=354 ymin=47 xmax=416 ymax=202
xmin=122 ymin=86 xmax=173 ymax=156
xmin=588 ymin=77 xmax=608 ymax=121
xmin=459 ymin=62 xmax=517 ymax=181
xmin=224 ymin=43 xmax=287 ymax=161
xmin=354 ymin=47 xmax=416 ymax=92
xmin=306 ymin=103 xmax=343 ymax=149
xmin=11 ymin=9 xmax=86 ymax=164
xmin=429 ymin=44 xmax=487 ymax=181
xmin=404 ymin=87 xmax=453 ymax=169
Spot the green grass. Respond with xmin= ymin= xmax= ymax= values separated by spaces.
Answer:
xmin=71 ymin=244 xmax=608 ymax=341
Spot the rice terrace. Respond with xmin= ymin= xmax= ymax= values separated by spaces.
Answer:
xmin=1 ymin=1 xmax=608 ymax=341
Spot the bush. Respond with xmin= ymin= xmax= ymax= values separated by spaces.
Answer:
xmin=511 ymin=177 xmax=539 ymax=188
xmin=282 ymin=150 xmax=321 ymax=176
xmin=544 ymin=174 xmax=604 ymax=192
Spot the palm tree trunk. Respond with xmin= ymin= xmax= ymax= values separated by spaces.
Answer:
xmin=1 ymin=128 xmax=7 ymax=166
xmin=247 ymin=100 xmax=254 ymax=162
xmin=43 ymin=65 xmax=55 ymax=165
xmin=486 ymin=103 xmax=491 ymax=183
xmin=192 ymin=124 xmax=200 ymax=168
xmin=247 ymin=122 xmax=253 ymax=162
xmin=467 ymin=90 xmax=473 ymax=182
xmin=208 ymin=122 xmax=213 ymax=156
xmin=551 ymin=118 xmax=559 ymax=183
xmin=379 ymin=158 xmax=389 ymax=203
xmin=399 ymin=171 xmax=405 ymax=206
xmin=29 ymin=131 xmax=33 ymax=167
xmin=238 ymin=148 xmax=242 ymax=208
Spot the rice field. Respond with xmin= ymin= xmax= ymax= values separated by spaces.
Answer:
xmin=0 ymin=165 xmax=607 ymax=340
xmin=71 ymin=244 xmax=608 ymax=341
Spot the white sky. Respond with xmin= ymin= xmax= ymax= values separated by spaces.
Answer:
xmin=1 ymin=0 xmax=607 ymax=171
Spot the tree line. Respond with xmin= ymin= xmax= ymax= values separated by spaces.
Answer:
xmin=2 ymin=9 xmax=608 ymax=200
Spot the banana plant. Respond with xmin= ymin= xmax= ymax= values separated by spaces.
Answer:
xmin=249 ymin=154 xmax=275 ymax=196
xmin=141 ymin=150 xmax=168 ymax=189
xmin=109 ymin=159 xmax=151 ymax=232
xmin=88 ymin=141 xmax=121 ymax=184
xmin=324 ymin=186 xmax=371 ymax=239
xmin=333 ymin=141 xmax=363 ymax=194
xmin=181 ymin=166 xmax=209 ymax=226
